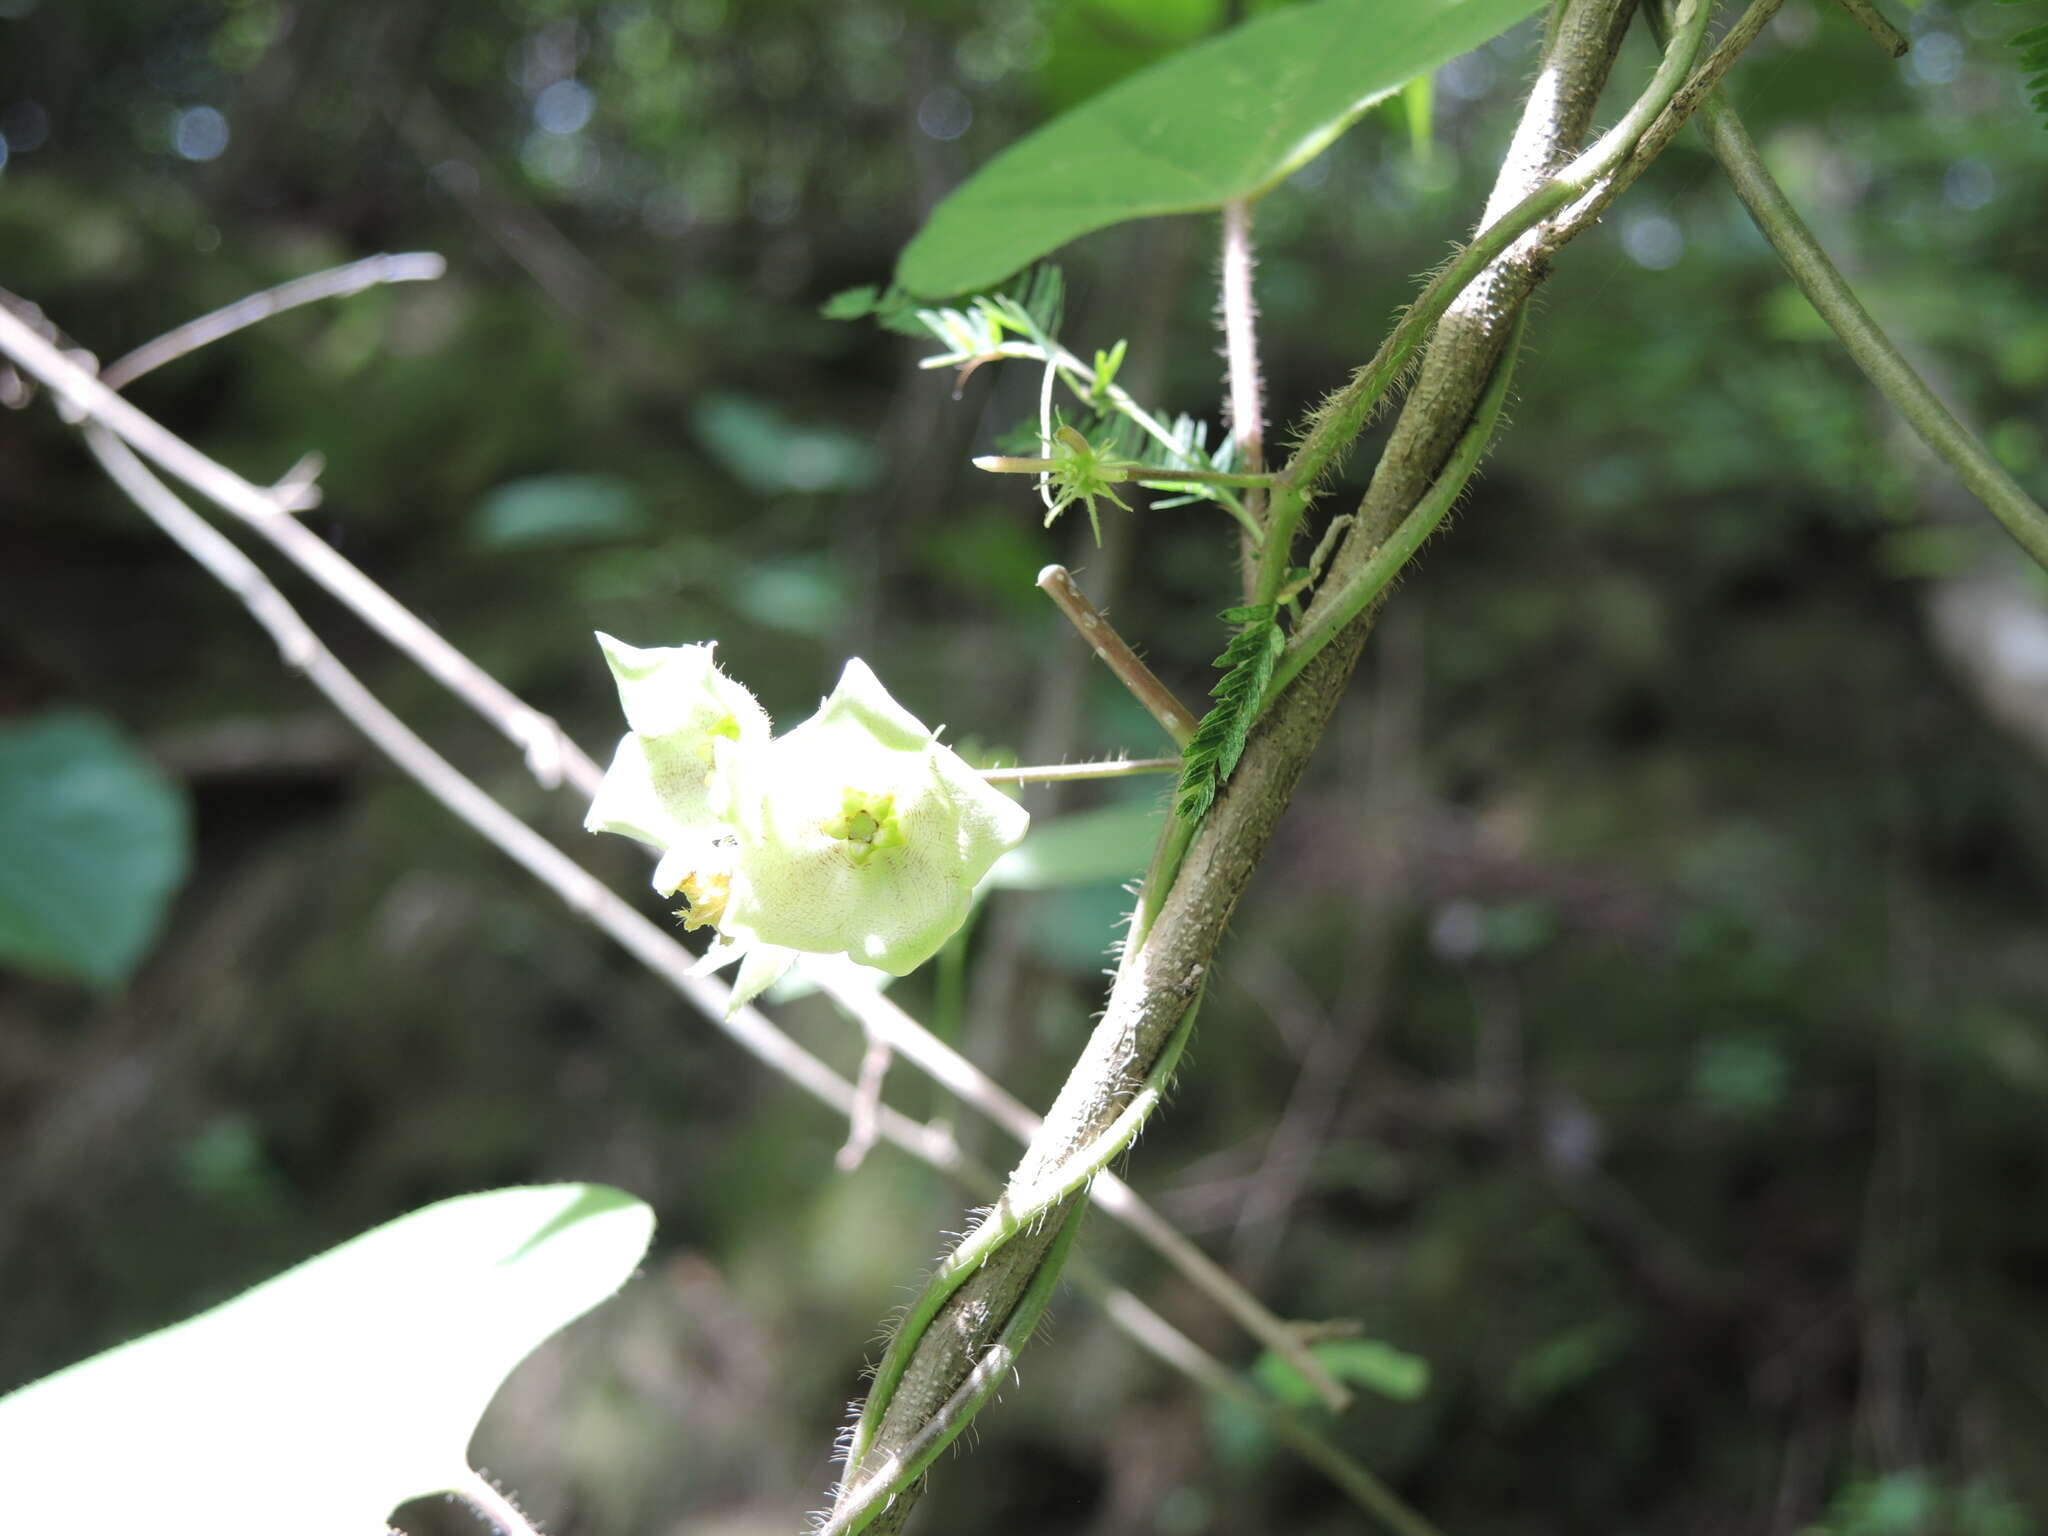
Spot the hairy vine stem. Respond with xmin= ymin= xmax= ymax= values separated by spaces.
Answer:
xmin=1221 ymin=195 xmax=1269 ymax=598
xmin=823 ymin=4 xmax=1648 ymax=1530
xmin=1252 ymin=0 xmax=1709 ymax=613
xmin=1548 ymin=0 xmax=1787 ymax=243
xmin=1266 ymin=309 xmax=1529 ymax=704
xmin=841 ymin=990 xmax=1206 ymax=1492
xmin=1690 ymin=80 xmax=2048 ymax=572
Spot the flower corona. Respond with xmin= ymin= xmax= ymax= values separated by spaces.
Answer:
xmin=585 ymin=635 xmax=1028 ymax=1009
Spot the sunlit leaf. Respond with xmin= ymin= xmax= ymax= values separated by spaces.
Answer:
xmin=897 ymin=0 xmax=1545 ymax=297
xmin=0 ymin=1184 xmax=656 ymax=1536
xmin=0 ymin=711 xmax=189 ymax=988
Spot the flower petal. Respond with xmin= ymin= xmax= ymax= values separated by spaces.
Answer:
xmin=717 ymin=661 xmax=1028 ymax=976
xmin=595 ymin=633 xmax=768 ymax=743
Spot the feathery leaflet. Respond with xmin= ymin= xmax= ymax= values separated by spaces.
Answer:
xmin=1176 ymin=603 xmax=1284 ymax=821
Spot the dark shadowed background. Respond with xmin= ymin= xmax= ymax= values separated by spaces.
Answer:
xmin=2 ymin=1 xmax=2046 ymax=1532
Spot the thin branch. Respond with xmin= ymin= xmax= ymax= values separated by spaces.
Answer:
xmin=1036 ymin=564 xmax=1200 ymax=747
xmin=1829 ymin=0 xmax=1909 ymax=58
xmin=0 ymin=303 xmax=588 ymax=791
xmin=79 ymin=422 xmax=861 ymax=1119
xmin=977 ymin=756 xmax=1178 ymax=784
xmin=836 ymin=1026 xmax=893 ymax=1173
xmin=99 ymin=252 xmax=448 ymax=391
xmin=981 ymin=448 xmax=1267 ymax=542
xmin=830 ymin=2 xmax=1649 ymax=1526
xmin=1694 ymin=86 xmax=2048 ymax=572
xmin=1219 ymin=201 xmax=1266 ymax=474
xmin=1266 ymin=311 xmax=1528 ymax=706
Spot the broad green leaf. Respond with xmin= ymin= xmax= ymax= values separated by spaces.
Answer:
xmin=897 ymin=0 xmax=1546 ymax=297
xmin=0 ymin=1184 xmax=655 ymax=1536
xmin=986 ymin=800 xmax=1163 ymax=889
xmin=1257 ymin=1337 xmax=1433 ymax=1406
xmin=0 ymin=711 xmax=190 ymax=987
xmin=1037 ymin=0 xmax=1223 ymax=115
xmin=474 ymin=473 xmax=650 ymax=549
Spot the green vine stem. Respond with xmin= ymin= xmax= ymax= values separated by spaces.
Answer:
xmin=824 ymin=4 xmax=1647 ymax=1530
xmin=825 ymin=1205 xmax=1089 ymax=1536
xmin=1252 ymin=0 xmax=1712 ymax=611
xmin=97 ymin=252 xmax=447 ymax=391
xmin=1693 ymin=89 xmax=2048 ymax=572
xmin=1548 ymin=0 xmax=1787 ymax=246
xmin=840 ymin=990 xmax=1205 ymax=1498
xmin=1264 ymin=309 xmax=1528 ymax=708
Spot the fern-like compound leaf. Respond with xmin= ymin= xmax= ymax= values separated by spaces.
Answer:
xmin=1177 ymin=603 xmax=1285 ymax=821
xmin=2002 ymin=1 xmax=2048 ymax=124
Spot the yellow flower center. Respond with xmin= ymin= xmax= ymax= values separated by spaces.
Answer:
xmin=674 ymin=868 xmax=731 ymax=931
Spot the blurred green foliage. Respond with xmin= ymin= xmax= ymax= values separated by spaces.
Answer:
xmin=1 ymin=0 xmax=2046 ymax=1532
xmin=0 ymin=712 xmax=190 ymax=986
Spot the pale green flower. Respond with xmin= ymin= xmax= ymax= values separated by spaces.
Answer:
xmin=582 ymin=633 xmax=769 ymax=897
xmin=715 ymin=658 xmax=1029 ymax=981
xmin=584 ymin=639 xmax=1027 ymax=1012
